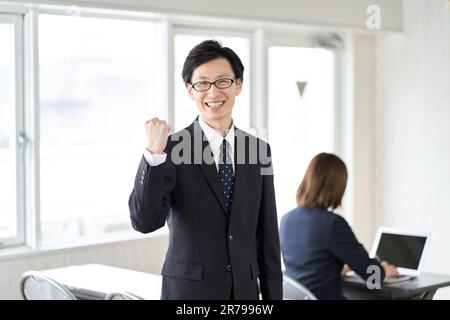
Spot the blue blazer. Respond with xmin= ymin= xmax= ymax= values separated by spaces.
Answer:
xmin=280 ymin=207 xmax=384 ymax=299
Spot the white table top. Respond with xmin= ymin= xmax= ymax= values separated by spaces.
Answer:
xmin=40 ymin=264 xmax=162 ymax=300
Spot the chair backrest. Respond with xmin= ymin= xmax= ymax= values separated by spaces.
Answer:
xmin=20 ymin=270 xmax=77 ymax=300
xmin=283 ymin=274 xmax=317 ymax=300
xmin=105 ymin=291 xmax=144 ymax=300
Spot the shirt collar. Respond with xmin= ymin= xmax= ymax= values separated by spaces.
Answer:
xmin=198 ymin=117 xmax=235 ymax=153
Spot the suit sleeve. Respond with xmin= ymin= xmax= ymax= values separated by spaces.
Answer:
xmin=329 ymin=216 xmax=385 ymax=281
xmin=256 ymin=144 xmax=283 ymax=300
xmin=128 ymin=153 xmax=176 ymax=234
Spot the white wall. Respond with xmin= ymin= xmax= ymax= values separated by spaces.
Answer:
xmin=352 ymin=33 xmax=376 ymax=248
xmin=0 ymin=235 xmax=168 ymax=299
xmin=17 ymin=0 xmax=403 ymax=31
xmin=373 ymin=0 xmax=450 ymax=299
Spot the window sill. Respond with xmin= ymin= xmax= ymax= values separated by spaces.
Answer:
xmin=0 ymin=226 xmax=168 ymax=261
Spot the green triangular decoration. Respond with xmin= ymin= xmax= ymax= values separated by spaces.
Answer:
xmin=296 ymin=81 xmax=307 ymax=98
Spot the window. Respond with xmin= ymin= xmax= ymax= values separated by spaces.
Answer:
xmin=0 ymin=14 xmax=23 ymax=247
xmin=38 ymin=14 xmax=164 ymax=244
xmin=0 ymin=4 xmax=345 ymax=253
xmin=173 ymin=32 xmax=251 ymax=131
xmin=268 ymin=46 xmax=335 ymax=218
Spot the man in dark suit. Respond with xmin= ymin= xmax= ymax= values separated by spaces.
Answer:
xmin=129 ymin=40 xmax=282 ymax=300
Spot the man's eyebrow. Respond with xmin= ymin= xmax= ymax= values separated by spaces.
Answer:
xmin=214 ymin=74 xmax=231 ymax=79
xmin=193 ymin=74 xmax=232 ymax=81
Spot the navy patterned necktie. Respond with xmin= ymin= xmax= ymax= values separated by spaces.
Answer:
xmin=219 ymin=139 xmax=234 ymax=210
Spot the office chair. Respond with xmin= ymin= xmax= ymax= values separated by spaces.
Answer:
xmin=20 ymin=270 xmax=77 ymax=300
xmin=282 ymin=274 xmax=317 ymax=300
xmin=105 ymin=291 xmax=144 ymax=300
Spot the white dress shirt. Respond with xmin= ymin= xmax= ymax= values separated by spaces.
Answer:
xmin=143 ymin=117 xmax=235 ymax=172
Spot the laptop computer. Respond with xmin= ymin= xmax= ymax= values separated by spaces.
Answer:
xmin=368 ymin=227 xmax=430 ymax=283
xmin=344 ymin=227 xmax=430 ymax=284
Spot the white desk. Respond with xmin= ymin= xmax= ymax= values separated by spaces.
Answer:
xmin=40 ymin=264 xmax=162 ymax=300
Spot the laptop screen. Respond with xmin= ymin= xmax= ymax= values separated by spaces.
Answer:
xmin=376 ymin=233 xmax=427 ymax=270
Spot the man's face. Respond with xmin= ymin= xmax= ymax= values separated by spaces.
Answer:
xmin=187 ymin=58 xmax=242 ymax=127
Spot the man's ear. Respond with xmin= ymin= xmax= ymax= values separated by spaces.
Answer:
xmin=235 ymin=79 xmax=243 ymax=96
xmin=186 ymin=83 xmax=195 ymax=100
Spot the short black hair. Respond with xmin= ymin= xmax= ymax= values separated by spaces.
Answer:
xmin=181 ymin=39 xmax=244 ymax=84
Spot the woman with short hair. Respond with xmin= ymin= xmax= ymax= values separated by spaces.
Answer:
xmin=280 ymin=153 xmax=398 ymax=299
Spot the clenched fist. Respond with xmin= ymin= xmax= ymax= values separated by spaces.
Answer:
xmin=145 ymin=118 xmax=171 ymax=154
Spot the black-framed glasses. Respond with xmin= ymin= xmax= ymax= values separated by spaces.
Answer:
xmin=190 ymin=78 xmax=236 ymax=92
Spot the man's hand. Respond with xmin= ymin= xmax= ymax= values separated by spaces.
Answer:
xmin=145 ymin=118 xmax=171 ymax=154
xmin=381 ymin=261 xmax=400 ymax=278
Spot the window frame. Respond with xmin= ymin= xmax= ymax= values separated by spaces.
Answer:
xmin=31 ymin=8 xmax=170 ymax=249
xmin=0 ymin=13 xmax=25 ymax=248
xmin=264 ymin=30 xmax=353 ymax=223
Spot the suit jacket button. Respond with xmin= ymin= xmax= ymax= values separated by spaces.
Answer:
xmin=229 ymin=235 xmax=234 ymax=241
xmin=226 ymin=264 xmax=232 ymax=272
xmin=140 ymin=180 xmax=144 ymax=186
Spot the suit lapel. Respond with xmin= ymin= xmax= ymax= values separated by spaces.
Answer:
xmin=188 ymin=121 xmax=229 ymax=216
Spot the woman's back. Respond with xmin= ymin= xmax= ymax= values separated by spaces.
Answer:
xmin=280 ymin=153 xmax=395 ymax=299
xmin=280 ymin=206 xmax=381 ymax=299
